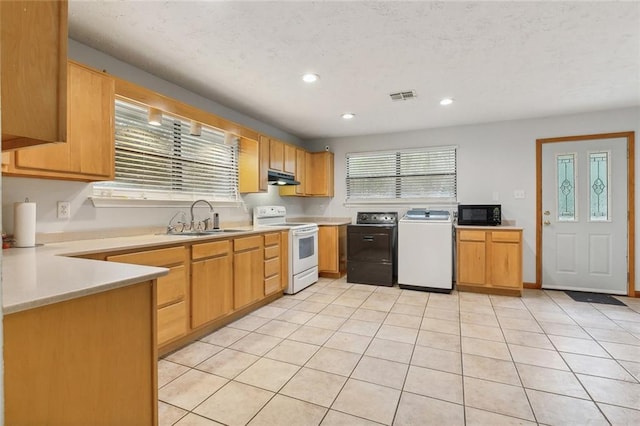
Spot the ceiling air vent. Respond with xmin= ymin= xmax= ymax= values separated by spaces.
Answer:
xmin=389 ymin=90 xmax=417 ymax=101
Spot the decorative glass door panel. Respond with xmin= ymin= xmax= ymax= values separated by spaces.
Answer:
xmin=556 ymin=153 xmax=576 ymax=221
xmin=589 ymin=151 xmax=610 ymax=221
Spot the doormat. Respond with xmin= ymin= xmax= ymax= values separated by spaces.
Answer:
xmin=565 ymin=291 xmax=626 ymax=306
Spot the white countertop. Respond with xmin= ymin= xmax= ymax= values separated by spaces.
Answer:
xmin=2 ymin=227 xmax=281 ymax=315
xmin=289 ymin=216 xmax=352 ymax=226
xmin=455 ymin=225 xmax=523 ymax=230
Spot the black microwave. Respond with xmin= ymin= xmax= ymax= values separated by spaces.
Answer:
xmin=457 ymin=204 xmax=501 ymax=226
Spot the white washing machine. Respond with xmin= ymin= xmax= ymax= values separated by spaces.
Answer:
xmin=398 ymin=209 xmax=453 ymax=293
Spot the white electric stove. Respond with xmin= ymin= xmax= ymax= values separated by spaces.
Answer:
xmin=253 ymin=206 xmax=319 ymax=294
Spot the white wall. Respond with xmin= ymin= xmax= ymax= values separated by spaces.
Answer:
xmin=305 ymin=107 xmax=640 ymax=289
xmin=68 ymin=39 xmax=301 ymax=145
xmin=2 ymin=178 xmax=303 ymax=234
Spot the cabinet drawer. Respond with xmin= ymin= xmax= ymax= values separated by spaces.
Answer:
xmin=264 ymin=275 xmax=281 ymax=295
xmin=157 ymin=265 xmax=186 ymax=307
xmin=107 ymin=246 xmax=185 ymax=267
xmin=192 ymin=240 xmax=230 ymax=260
xmin=264 ymin=257 xmax=280 ymax=278
xmin=234 ymin=235 xmax=262 ymax=252
xmin=491 ymin=231 xmax=521 ymax=243
xmin=458 ymin=230 xmax=486 ymax=242
xmin=264 ymin=232 xmax=280 ymax=246
xmin=157 ymin=301 xmax=187 ymax=346
xmin=264 ymin=245 xmax=280 ymax=260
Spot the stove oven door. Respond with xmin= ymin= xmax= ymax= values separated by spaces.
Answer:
xmin=291 ymin=227 xmax=319 ymax=275
xmin=347 ymin=225 xmax=394 ymax=262
xmin=347 ymin=224 xmax=396 ymax=286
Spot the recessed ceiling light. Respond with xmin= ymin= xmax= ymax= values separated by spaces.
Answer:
xmin=341 ymin=113 xmax=355 ymax=120
xmin=302 ymin=73 xmax=319 ymax=83
xmin=440 ymin=98 xmax=454 ymax=106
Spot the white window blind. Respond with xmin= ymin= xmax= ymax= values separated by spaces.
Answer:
xmin=346 ymin=146 xmax=457 ymax=202
xmin=94 ymin=100 xmax=239 ymax=202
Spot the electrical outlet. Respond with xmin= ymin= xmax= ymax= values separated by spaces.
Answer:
xmin=514 ymin=190 xmax=525 ymax=199
xmin=57 ymin=201 xmax=70 ymax=219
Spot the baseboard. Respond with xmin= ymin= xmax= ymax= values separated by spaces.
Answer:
xmin=456 ymin=283 xmax=521 ymax=297
xmin=523 ymin=282 xmax=540 ymax=289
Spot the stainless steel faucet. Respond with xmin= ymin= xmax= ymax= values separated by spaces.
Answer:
xmin=167 ymin=211 xmax=187 ymax=233
xmin=190 ymin=199 xmax=214 ymax=231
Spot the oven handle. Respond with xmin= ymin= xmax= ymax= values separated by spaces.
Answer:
xmin=292 ymin=228 xmax=318 ymax=236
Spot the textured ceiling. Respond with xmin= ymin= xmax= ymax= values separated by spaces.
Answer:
xmin=68 ymin=1 xmax=640 ymax=140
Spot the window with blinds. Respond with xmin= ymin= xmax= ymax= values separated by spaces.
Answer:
xmin=346 ymin=146 xmax=457 ymax=202
xmin=94 ymin=100 xmax=239 ymax=202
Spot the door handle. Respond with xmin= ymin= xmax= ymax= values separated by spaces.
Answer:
xmin=543 ymin=220 xmax=551 ymax=225
xmin=543 ymin=211 xmax=550 ymax=216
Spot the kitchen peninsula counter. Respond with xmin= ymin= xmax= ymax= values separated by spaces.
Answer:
xmin=2 ymin=226 xmax=281 ymax=314
xmin=2 ymin=226 xmax=290 ymax=425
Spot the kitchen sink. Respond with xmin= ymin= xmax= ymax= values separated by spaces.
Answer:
xmin=164 ymin=229 xmax=246 ymax=236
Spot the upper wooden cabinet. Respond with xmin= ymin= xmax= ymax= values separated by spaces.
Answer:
xmin=3 ymin=61 xmax=115 ymax=181
xmin=239 ymin=134 xmax=269 ymax=193
xmin=279 ymin=148 xmax=307 ymax=197
xmin=280 ymin=149 xmax=334 ymax=197
xmin=269 ymin=139 xmax=284 ymax=171
xmin=259 ymin=135 xmax=270 ymax=190
xmin=1 ymin=0 xmax=68 ymax=150
xmin=283 ymin=143 xmax=296 ymax=174
xmin=306 ymin=151 xmax=334 ymax=197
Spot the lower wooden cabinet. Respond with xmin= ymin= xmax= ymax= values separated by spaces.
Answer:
xmin=158 ymin=300 xmax=188 ymax=345
xmin=86 ymin=230 xmax=287 ymax=355
xmin=318 ymin=225 xmax=347 ymax=278
xmin=107 ymin=246 xmax=188 ymax=346
xmin=191 ymin=240 xmax=233 ymax=328
xmin=4 ymin=281 xmax=156 ymax=425
xmin=234 ymin=235 xmax=264 ymax=309
xmin=264 ymin=232 xmax=282 ymax=295
xmin=456 ymin=227 xmax=523 ymax=296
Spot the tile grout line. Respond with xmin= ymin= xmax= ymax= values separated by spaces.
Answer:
xmin=161 ymin=282 xmax=640 ymax=425
xmin=523 ymin=290 xmax=614 ymax=424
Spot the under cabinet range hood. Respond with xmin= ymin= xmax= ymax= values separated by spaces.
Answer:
xmin=268 ymin=170 xmax=300 ymax=186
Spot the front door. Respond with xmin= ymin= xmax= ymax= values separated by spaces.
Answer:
xmin=539 ymin=133 xmax=633 ymax=295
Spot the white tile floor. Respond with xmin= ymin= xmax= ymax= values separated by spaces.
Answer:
xmin=159 ymin=277 xmax=640 ymax=425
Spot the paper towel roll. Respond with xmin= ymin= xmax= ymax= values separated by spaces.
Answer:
xmin=14 ymin=199 xmax=36 ymax=248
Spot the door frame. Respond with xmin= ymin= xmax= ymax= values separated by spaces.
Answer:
xmin=535 ymin=131 xmax=636 ymax=297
